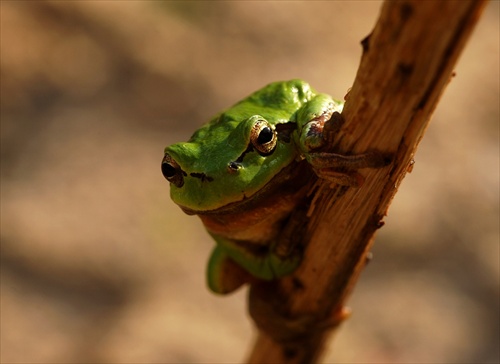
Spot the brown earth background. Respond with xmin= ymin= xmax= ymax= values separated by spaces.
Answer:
xmin=1 ymin=1 xmax=499 ymax=363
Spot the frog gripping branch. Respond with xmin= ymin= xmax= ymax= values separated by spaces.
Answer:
xmin=161 ymin=80 xmax=386 ymax=294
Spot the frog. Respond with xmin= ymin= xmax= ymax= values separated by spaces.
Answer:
xmin=162 ymin=79 xmax=386 ymax=294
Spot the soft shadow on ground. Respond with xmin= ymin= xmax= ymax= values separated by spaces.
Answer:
xmin=1 ymin=2 xmax=498 ymax=363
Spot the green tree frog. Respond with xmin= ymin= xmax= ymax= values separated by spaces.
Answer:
xmin=162 ymin=80 xmax=384 ymax=294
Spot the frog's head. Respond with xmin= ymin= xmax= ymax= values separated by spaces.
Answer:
xmin=162 ymin=114 xmax=296 ymax=213
xmin=161 ymin=80 xmax=321 ymax=213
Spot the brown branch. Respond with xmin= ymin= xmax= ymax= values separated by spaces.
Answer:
xmin=246 ymin=1 xmax=487 ymax=363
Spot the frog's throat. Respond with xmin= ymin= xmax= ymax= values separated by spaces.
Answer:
xmin=179 ymin=160 xmax=313 ymax=217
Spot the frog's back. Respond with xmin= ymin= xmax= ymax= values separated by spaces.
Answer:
xmin=218 ymin=79 xmax=317 ymax=126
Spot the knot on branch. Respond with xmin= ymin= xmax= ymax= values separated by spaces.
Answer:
xmin=248 ymin=281 xmax=349 ymax=345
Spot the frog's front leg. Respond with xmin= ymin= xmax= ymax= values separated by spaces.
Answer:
xmin=300 ymin=111 xmax=389 ymax=186
xmin=306 ymin=150 xmax=388 ymax=187
xmin=207 ymin=234 xmax=301 ymax=294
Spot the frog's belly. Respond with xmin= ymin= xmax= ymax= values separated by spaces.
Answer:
xmin=197 ymin=161 xmax=313 ymax=245
xmin=199 ymin=191 xmax=301 ymax=243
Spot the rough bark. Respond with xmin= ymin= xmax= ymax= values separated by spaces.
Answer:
xmin=247 ymin=1 xmax=487 ymax=363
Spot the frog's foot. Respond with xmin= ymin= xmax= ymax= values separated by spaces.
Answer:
xmin=322 ymin=111 xmax=345 ymax=143
xmin=307 ymin=151 xmax=390 ymax=187
xmin=307 ymin=151 xmax=388 ymax=169
xmin=314 ymin=168 xmax=365 ymax=187
xmin=207 ymin=246 xmax=253 ymax=294
xmin=300 ymin=110 xmax=391 ymax=187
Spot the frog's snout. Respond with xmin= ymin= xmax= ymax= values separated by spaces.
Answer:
xmin=162 ymin=153 xmax=185 ymax=188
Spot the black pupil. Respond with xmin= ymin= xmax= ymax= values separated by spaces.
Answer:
xmin=161 ymin=163 xmax=177 ymax=179
xmin=257 ymin=127 xmax=273 ymax=145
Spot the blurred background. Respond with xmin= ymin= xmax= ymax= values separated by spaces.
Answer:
xmin=1 ymin=1 xmax=498 ymax=363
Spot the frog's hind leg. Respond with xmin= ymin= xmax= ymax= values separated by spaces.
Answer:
xmin=207 ymin=246 xmax=253 ymax=294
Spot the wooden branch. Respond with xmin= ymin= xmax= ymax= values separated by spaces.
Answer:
xmin=247 ymin=1 xmax=487 ymax=363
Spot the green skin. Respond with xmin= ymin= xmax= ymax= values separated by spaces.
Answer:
xmin=162 ymin=80 xmax=374 ymax=294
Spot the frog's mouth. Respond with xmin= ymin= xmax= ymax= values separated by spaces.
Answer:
xmin=178 ymin=159 xmax=313 ymax=217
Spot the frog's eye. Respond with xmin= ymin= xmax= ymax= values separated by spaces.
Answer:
xmin=161 ymin=153 xmax=184 ymax=188
xmin=250 ymin=119 xmax=277 ymax=155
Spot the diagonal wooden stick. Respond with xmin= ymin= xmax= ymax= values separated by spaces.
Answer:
xmin=247 ymin=1 xmax=488 ymax=363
